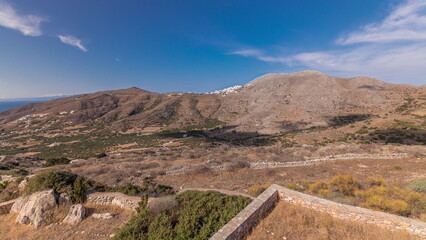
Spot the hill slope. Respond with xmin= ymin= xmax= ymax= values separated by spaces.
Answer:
xmin=0 ymin=71 xmax=423 ymax=134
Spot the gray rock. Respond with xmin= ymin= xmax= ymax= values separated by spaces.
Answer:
xmin=58 ymin=193 xmax=72 ymax=205
xmin=11 ymin=189 xmax=58 ymax=228
xmin=17 ymin=179 xmax=27 ymax=191
xmin=63 ymin=204 xmax=85 ymax=224
xmin=92 ymin=213 xmax=113 ymax=219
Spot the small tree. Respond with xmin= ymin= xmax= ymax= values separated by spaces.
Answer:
xmin=73 ymin=176 xmax=87 ymax=203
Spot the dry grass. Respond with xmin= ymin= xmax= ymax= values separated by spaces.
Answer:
xmin=0 ymin=204 xmax=134 ymax=240
xmin=247 ymin=202 xmax=420 ymax=240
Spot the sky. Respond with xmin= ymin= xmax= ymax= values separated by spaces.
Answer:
xmin=0 ymin=0 xmax=425 ymax=99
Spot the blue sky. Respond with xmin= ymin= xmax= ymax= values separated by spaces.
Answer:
xmin=0 ymin=0 xmax=425 ymax=99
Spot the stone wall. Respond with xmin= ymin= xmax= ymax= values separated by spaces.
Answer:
xmin=276 ymin=185 xmax=426 ymax=239
xmin=210 ymin=186 xmax=278 ymax=240
xmin=86 ymin=192 xmax=140 ymax=212
xmin=210 ymin=184 xmax=426 ymax=240
xmin=0 ymin=199 xmax=16 ymax=215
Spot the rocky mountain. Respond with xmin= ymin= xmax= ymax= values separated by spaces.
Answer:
xmin=215 ymin=70 xmax=419 ymax=133
xmin=0 ymin=71 xmax=423 ymax=134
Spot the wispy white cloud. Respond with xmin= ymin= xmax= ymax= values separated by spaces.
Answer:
xmin=230 ymin=49 xmax=263 ymax=57
xmin=287 ymin=43 xmax=426 ymax=82
xmin=58 ymin=35 xmax=88 ymax=52
xmin=40 ymin=93 xmax=67 ymax=98
xmin=0 ymin=0 xmax=45 ymax=36
xmin=230 ymin=48 xmax=288 ymax=63
xmin=337 ymin=0 xmax=426 ymax=45
xmin=231 ymin=0 xmax=426 ymax=85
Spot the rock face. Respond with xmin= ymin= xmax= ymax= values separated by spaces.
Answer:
xmin=63 ymin=204 xmax=85 ymax=224
xmin=10 ymin=189 xmax=57 ymax=228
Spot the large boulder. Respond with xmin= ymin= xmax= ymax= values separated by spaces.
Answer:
xmin=63 ymin=204 xmax=85 ymax=224
xmin=11 ymin=189 xmax=57 ymax=228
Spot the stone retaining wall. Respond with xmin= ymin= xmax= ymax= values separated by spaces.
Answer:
xmin=211 ymin=186 xmax=279 ymax=240
xmin=0 ymin=199 xmax=16 ymax=215
xmin=166 ymin=153 xmax=408 ymax=175
xmin=250 ymin=153 xmax=408 ymax=169
xmin=86 ymin=192 xmax=140 ymax=212
xmin=211 ymin=184 xmax=426 ymax=240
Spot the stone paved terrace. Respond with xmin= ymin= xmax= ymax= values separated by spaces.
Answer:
xmin=210 ymin=184 xmax=426 ymax=240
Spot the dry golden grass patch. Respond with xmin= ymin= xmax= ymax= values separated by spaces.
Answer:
xmin=247 ymin=202 xmax=420 ymax=240
xmin=0 ymin=204 xmax=134 ymax=240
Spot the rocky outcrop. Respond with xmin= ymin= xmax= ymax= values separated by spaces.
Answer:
xmin=10 ymin=189 xmax=57 ymax=228
xmin=63 ymin=204 xmax=85 ymax=224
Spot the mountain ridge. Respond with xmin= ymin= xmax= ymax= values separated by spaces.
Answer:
xmin=0 ymin=71 xmax=423 ymax=134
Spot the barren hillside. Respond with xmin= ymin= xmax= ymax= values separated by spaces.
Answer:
xmin=0 ymin=71 xmax=424 ymax=136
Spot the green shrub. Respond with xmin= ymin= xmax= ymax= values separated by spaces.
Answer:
xmin=408 ymin=180 xmax=426 ymax=194
xmin=14 ymin=169 xmax=29 ymax=176
xmin=115 ymin=195 xmax=150 ymax=239
xmin=43 ymin=157 xmax=70 ymax=167
xmin=92 ymin=181 xmax=174 ymax=197
xmin=394 ymin=165 xmax=403 ymax=170
xmin=0 ymin=181 xmax=9 ymax=190
xmin=73 ymin=176 xmax=87 ymax=203
xmin=113 ymin=191 xmax=251 ymax=240
xmin=24 ymin=169 xmax=87 ymax=203
xmin=96 ymin=152 xmax=107 ymax=158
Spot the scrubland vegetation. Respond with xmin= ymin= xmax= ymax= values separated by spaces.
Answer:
xmin=24 ymin=169 xmax=87 ymax=203
xmin=0 ymin=169 xmax=174 ymax=204
xmin=113 ymin=190 xmax=251 ymax=240
xmin=262 ymin=175 xmax=426 ymax=220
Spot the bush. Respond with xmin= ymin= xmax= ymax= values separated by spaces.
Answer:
xmin=14 ymin=169 xmax=29 ymax=176
xmin=304 ymin=175 xmax=426 ymax=219
xmin=24 ymin=169 xmax=87 ymax=203
xmin=96 ymin=152 xmax=107 ymax=158
xmin=92 ymin=180 xmax=174 ymax=197
xmin=407 ymin=180 xmax=426 ymax=194
xmin=0 ymin=181 xmax=9 ymax=190
xmin=366 ymin=175 xmax=385 ymax=187
xmin=43 ymin=157 xmax=70 ymax=167
xmin=285 ymin=183 xmax=299 ymax=191
xmin=308 ymin=181 xmax=328 ymax=194
xmin=328 ymin=175 xmax=359 ymax=197
xmin=73 ymin=176 xmax=87 ymax=203
xmin=113 ymin=191 xmax=251 ymax=240
xmin=394 ymin=165 xmax=403 ymax=170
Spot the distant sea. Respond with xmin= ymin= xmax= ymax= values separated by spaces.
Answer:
xmin=0 ymin=101 xmax=40 ymax=113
